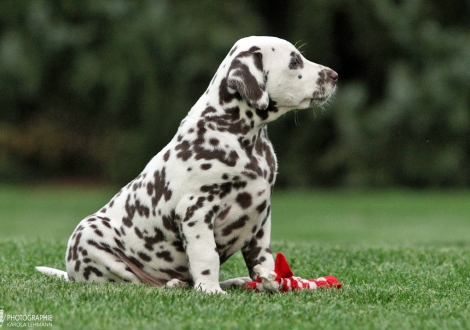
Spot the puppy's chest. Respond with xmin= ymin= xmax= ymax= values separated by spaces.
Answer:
xmin=238 ymin=133 xmax=277 ymax=184
xmin=204 ymin=175 xmax=270 ymax=255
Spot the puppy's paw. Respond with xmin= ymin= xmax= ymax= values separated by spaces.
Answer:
xmin=195 ymin=282 xmax=226 ymax=294
xmin=166 ymin=278 xmax=187 ymax=288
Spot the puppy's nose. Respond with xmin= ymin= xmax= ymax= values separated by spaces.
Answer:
xmin=328 ymin=70 xmax=338 ymax=82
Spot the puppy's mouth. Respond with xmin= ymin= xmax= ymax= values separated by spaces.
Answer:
xmin=299 ymin=96 xmax=327 ymax=108
xmin=309 ymin=96 xmax=328 ymax=106
xmin=309 ymin=86 xmax=337 ymax=106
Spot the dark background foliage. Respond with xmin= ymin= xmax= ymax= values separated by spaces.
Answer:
xmin=1 ymin=0 xmax=469 ymax=188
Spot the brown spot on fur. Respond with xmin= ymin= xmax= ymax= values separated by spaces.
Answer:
xmin=175 ymin=140 xmax=192 ymax=161
xmin=114 ymin=237 xmax=125 ymax=250
xmin=236 ymin=192 xmax=252 ymax=209
xmin=162 ymin=211 xmax=179 ymax=233
xmin=201 ymin=106 xmax=217 ymax=117
xmin=229 ymin=46 xmax=238 ymax=56
xmin=256 ymin=200 xmax=267 ymax=213
xmin=151 ymin=167 xmax=173 ymax=208
xmin=156 ymin=251 xmax=174 ymax=262
xmin=222 ymin=214 xmax=249 ymax=236
xmin=83 ymin=266 xmax=103 ymax=280
xmin=71 ymin=233 xmax=82 ymax=261
xmin=163 ymin=150 xmax=171 ymax=162
xmin=138 ymin=252 xmax=152 ymax=262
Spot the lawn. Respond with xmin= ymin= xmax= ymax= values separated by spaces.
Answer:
xmin=1 ymin=186 xmax=469 ymax=329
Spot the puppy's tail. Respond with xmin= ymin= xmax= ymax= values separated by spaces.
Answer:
xmin=36 ymin=266 xmax=69 ymax=281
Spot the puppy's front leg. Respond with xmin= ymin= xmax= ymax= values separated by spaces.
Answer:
xmin=179 ymin=198 xmax=224 ymax=294
xmin=242 ymin=208 xmax=275 ymax=279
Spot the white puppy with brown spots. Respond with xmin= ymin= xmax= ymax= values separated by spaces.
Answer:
xmin=37 ymin=36 xmax=337 ymax=294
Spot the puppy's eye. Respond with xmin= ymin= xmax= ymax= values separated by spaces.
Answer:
xmin=289 ymin=57 xmax=299 ymax=69
xmin=289 ymin=52 xmax=304 ymax=70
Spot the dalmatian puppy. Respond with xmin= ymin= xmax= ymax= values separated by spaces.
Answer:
xmin=37 ymin=36 xmax=338 ymax=294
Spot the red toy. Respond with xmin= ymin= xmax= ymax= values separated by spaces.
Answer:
xmin=243 ymin=252 xmax=342 ymax=293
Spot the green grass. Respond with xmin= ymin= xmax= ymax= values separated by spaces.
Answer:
xmin=1 ymin=186 xmax=470 ymax=329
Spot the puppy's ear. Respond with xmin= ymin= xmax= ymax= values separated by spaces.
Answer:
xmin=227 ymin=47 xmax=269 ymax=110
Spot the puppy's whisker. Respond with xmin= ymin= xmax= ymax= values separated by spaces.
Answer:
xmin=294 ymin=111 xmax=301 ymax=127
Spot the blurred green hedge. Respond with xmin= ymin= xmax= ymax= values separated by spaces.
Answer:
xmin=1 ymin=0 xmax=469 ymax=187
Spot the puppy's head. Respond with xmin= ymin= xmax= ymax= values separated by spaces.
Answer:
xmin=225 ymin=36 xmax=337 ymax=120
